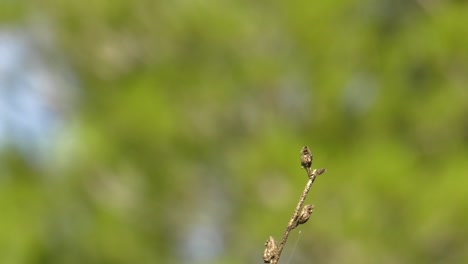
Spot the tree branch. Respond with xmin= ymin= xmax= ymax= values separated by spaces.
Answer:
xmin=262 ymin=146 xmax=326 ymax=264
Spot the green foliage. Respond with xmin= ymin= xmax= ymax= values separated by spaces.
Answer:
xmin=1 ymin=0 xmax=468 ymax=263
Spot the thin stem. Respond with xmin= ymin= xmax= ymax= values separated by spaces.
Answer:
xmin=263 ymin=147 xmax=326 ymax=264
xmin=276 ymin=170 xmax=318 ymax=261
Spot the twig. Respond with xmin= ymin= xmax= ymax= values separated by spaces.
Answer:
xmin=263 ymin=146 xmax=326 ymax=264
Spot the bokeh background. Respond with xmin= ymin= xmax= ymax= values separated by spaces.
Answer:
xmin=1 ymin=1 xmax=468 ymax=263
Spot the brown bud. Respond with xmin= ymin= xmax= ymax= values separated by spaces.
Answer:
xmin=297 ymin=204 xmax=314 ymax=225
xmin=316 ymin=168 xmax=326 ymax=175
xmin=263 ymin=236 xmax=278 ymax=263
xmin=300 ymin=146 xmax=313 ymax=171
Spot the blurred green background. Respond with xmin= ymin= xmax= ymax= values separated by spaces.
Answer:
xmin=1 ymin=0 xmax=467 ymax=263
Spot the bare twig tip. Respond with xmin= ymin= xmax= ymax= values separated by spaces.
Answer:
xmin=316 ymin=168 xmax=326 ymax=175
